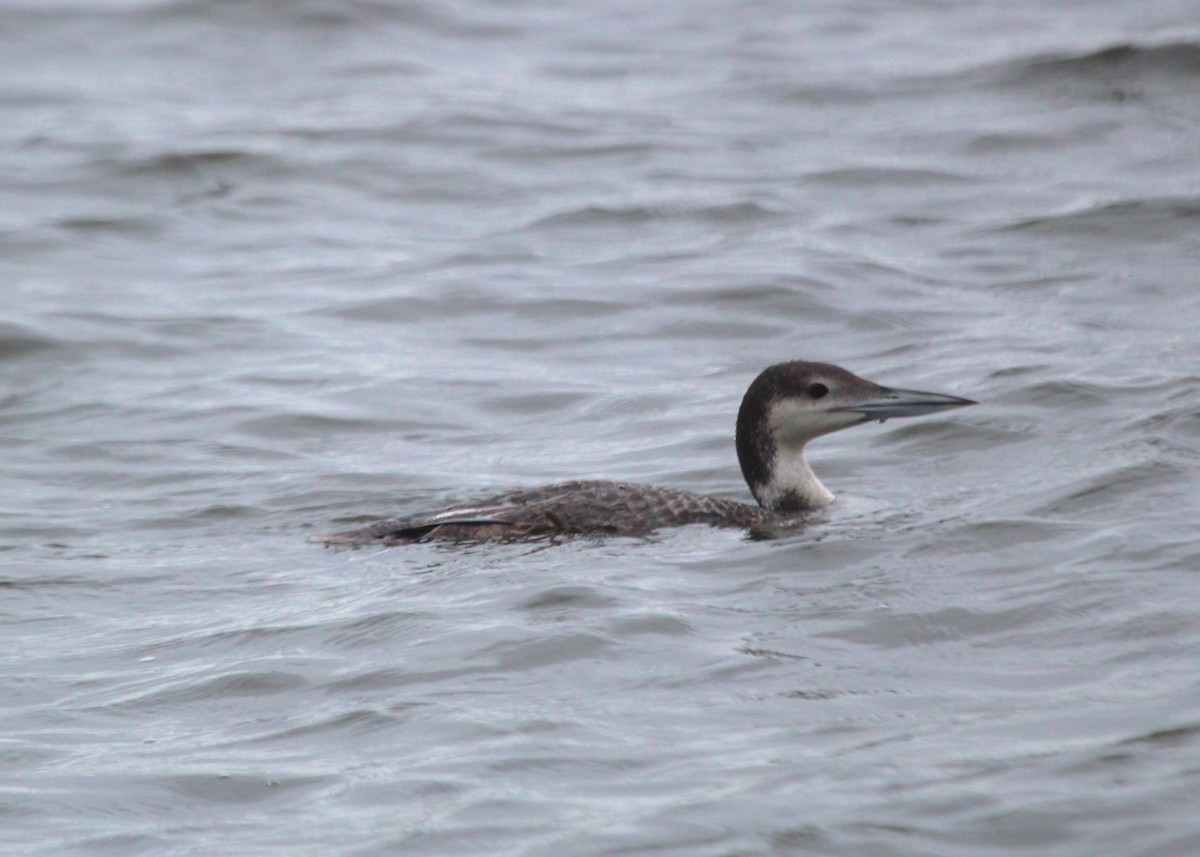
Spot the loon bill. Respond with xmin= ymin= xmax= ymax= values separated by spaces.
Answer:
xmin=326 ymin=360 xmax=976 ymax=545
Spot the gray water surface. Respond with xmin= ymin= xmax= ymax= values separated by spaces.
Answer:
xmin=4 ymin=0 xmax=1200 ymax=854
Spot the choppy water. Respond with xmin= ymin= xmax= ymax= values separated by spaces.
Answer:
xmin=4 ymin=0 xmax=1200 ymax=854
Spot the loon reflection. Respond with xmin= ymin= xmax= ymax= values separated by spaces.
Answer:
xmin=327 ymin=361 xmax=975 ymax=545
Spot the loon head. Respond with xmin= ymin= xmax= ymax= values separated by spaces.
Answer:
xmin=735 ymin=361 xmax=976 ymax=514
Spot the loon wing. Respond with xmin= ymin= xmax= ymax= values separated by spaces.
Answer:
xmin=416 ymin=505 xmax=518 ymax=526
xmin=324 ymin=502 xmax=519 ymax=544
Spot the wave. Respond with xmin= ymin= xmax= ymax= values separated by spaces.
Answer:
xmin=981 ymin=41 xmax=1200 ymax=105
xmin=1000 ymin=42 xmax=1200 ymax=86
xmin=146 ymin=0 xmax=521 ymax=38
xmin=0 ymin=321 xmax=61 ymax=361
xmin=1000 ymin=197 xmax=1200 ymax=241
xmin=526 ymin=201 xmax=778 ymax=230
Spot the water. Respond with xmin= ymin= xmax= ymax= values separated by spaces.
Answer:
xmin=3 ymin=0 xmax=1200 ymax=854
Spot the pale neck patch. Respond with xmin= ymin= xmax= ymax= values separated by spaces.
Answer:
xmin=753 ymin=445 xmax=835 ymax=513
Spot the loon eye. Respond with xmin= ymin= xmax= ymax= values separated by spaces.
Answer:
xmin=806 ymin=382 xmax=829 ymax=399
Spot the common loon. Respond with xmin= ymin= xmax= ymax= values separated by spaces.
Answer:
xmin=327 ymin=361 xmax=975 ymax=545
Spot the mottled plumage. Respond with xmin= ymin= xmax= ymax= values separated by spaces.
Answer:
xmin=327 ymin=361 xmax=975 ymax=546
xmin=326 ymin=480 xmax=766 ymax=545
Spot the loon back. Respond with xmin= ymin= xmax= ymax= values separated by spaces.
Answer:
xmin=325 ymin=480 xmax=765 ymax=544
xmin=326 ymin=360 xmax=975 ymax=546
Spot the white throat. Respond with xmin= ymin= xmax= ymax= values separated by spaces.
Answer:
xmin=754 ymin=443 xmax=835 ymax=512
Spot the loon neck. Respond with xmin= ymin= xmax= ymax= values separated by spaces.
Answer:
xmin=736 ymin=399 xmax=837 ymax=513
xmin=747 ymin=443 xmax=835 ymax=514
